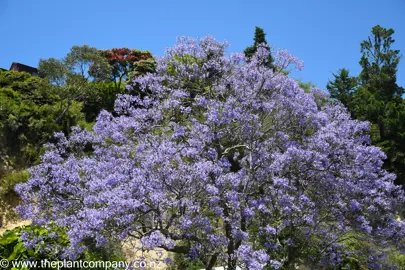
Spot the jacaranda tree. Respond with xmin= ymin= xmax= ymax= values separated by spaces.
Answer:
xmin=16 ymin=37 xmax=405 ymax=269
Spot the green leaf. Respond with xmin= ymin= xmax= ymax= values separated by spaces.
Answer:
xmin=8 ymin=242 xmax=26 ymax=261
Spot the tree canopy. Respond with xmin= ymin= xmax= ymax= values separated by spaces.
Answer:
xmin=37 ymin=45 xmax=156 ymax=122
xmin=90 ymin=48 xmax=156 ymax=91
xmin=0 ymin=70 xmax=85 ymax=173
xmin=16 ymin=36 xmax=405 ymax=269
xmin=326 ymin=68 xmax=358 ymax=107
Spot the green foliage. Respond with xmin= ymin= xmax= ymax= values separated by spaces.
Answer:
xmin=39 ymin=45 xmax=111 ymax=85
xmin=353 ymin=26 xmax=405 ymax=186
xmin=0 ymin=70 xmax=85 ymax=173
xmin=83 ymin=81 xmax=126 ymax=122
xmin=359 ymin=25 xmax=403 ymax=101
xmin=37 ymin=58 xmax=68 ymax=86
xmin=0 ymin=225 xmax=70 ymax=263
xmin=336 ymin=235 xmax=370 ymax=270
xmin=0 ymin=225 xmax=124 ymax=269
xmin=388 ymin=249 xmax=405 ymax=269
xmin=326 ymin=68 xmax=358 ymax=107
xmin=0 ymin=171 xmax=29 ymax=196
xmin=131 ymin=57 xmax=156 ymax=77
xmin=38 ymin=45 xmax=155 ymax=123
xmin=0 ymin=170 xmax=29 ymax=226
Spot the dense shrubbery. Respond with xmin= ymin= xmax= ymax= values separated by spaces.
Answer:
xmin=0 ymin=225 xmax=125 ymax=269
xmin=0 ymin=225 xmax=70 ymax=262
xmin=0 ymin=171 xmax=29 ymax=196
xmin=15 ymin=36 xmax=405 ymax=269
xmin=0 ymin=70 xmax=85 ymax=173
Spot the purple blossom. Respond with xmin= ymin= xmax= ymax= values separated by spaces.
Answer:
xmin=264 ymin=226 xmax=277 ymax=235
xmin=15 ymin=35 xmax=405 ymax=269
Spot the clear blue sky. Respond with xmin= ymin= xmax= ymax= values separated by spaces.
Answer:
xmin=0 ymin=0 xmax=404 ymax=89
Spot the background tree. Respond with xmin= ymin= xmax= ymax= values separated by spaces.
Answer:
xmin=0 ymin=70 xmax=85 ymax=173
xmin=326 ymin=68 xmax=358 ymax=107
xmin=38 ymin=45 xmax=113 ymax=122
xmin=354 ymin=25 xmax=405 ymax=186
xmin=38 ymin=45 xmax=112 ymax=85
xmin=90 ymin=48 xmax=156 ymax=91
xmin=39 ymin=46 xmax=156 ymax=122
xmin=328 ymin=25 xmax=405 ymax=187
xmin=359 ymin=25 xmax=403 ymax=101
xmin=244 ymin=26 xmax=274 ymax=68
xmin=37 ymin=58 xmax=68 ymax=86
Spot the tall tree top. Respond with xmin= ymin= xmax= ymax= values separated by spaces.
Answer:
xmin=253 ymin=26 xmax=267 ymax=46
xmin=326 ymin=68 xmax=358 ymax=107
xmin=244 ymin=27 xmax=273 ymax=67
xmin=359 ymin=25 xmax=402 ymax=100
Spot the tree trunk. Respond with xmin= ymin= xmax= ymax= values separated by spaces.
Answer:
xmin=206 ymin=253 xmax=218 ymax=270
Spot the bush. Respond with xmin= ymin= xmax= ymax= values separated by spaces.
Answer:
xmin=0 ymin=225 xmax=70 ymax=262
xmin=0 ymin=171 xmax=29 ymax=227
xmin=0 ymin=225 xmax=125 ymax=269
xmin=0 ymin=171 xmax=29 ymax=196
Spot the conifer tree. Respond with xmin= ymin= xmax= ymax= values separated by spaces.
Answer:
xmin=326 ymin=68 xmax=358 ymax=107
xmin=244 ymin=26 xmax=274 ymax=68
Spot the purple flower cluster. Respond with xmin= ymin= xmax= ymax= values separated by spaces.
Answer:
xmin=16 ymin=36 xmax=405 ymax=269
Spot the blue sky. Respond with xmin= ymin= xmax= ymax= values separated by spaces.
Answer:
xmin=0 ymin=0 xmax=404 ymax=89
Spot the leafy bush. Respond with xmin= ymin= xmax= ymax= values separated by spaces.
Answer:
xmin=0 ymin=225 xmax=125 ymax=269
xmin=0 ymin=171 xmax=29 ymax=227
xmin=0 ymin=225 xmax=69 ymax=262
xmin=0 ymin=171 xmax=29 ymax=196
xmin=0 ymin=70 xmax=85 ymax=172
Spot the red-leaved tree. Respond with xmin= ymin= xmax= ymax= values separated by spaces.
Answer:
xmin=90 ymin=48 xmax=156 ymax=90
